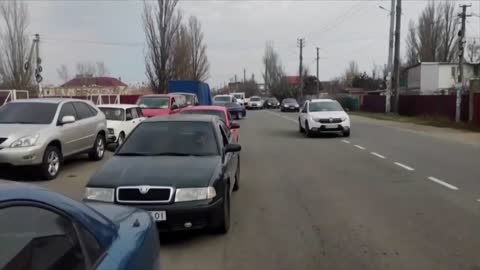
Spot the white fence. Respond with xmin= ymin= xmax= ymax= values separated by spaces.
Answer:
xmin=0 ymin=90 xmax=30 ymax=105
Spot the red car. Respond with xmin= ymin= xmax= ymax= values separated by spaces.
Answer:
xmin=137 ymin=94 xmax=186 ymax=117
xmin=180 ymin=105 xmax=240 ymax=143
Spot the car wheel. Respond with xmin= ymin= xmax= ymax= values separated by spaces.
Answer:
xmin=40 ymin=146 xmax=62 ymax=180
xmin=89 ymin=134 xmax=106 ymax=161
xmin=233 ymin=156 xmax=240 ymax=191
xmin=235 ymin=112 xmax=241 ymax=120
xmin=299 ymin=119 xmax=304 ymax=133
xmin=212 ymin=185 xmax=231 ymax=234
xmin=343 ymin=129 xmax=351 ymax=137
xmin=242 ymin=111 xmax=246 ymax=118
xmin=305 ymin=121 xmax=312 ymax=138
xmin=117 ymin=132 xmax=125 ymax=147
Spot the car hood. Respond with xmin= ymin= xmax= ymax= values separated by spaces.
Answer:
xmin=142 ymin=108 xmax=170 ymax=117
xmin=308 ymin=111 xmax=348 ymax=119
xmin=88 ymin=155 xmax=221 ymax=188
xmin=249 ymin=101 xmax=262 ymax=104
xmin=283 ymin=103 xmax=298 ymax=106
xmin=0 ymin=124 xmax=50 ymax=143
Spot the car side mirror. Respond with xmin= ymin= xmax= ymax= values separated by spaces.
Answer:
xmin=171 ymin=104 xmax=179 ymax=110
xmin=225 ymin=144 xmax=241 ymax=153
xmin=230 ymin=122 xmax=240 ymax=129
xmin=60 ymin=115 xmax=75 ymax=125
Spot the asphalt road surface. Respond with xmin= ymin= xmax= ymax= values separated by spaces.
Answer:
xmin=2 ymin=110 xmax=480 ymax=270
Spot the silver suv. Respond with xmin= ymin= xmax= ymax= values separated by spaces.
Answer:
xmin=0 ymin=98 xmax=108 ymax=180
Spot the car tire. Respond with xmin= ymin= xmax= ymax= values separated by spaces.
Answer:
xmin=305 ymin=121 xmax=312 ymax=138
xmin=40 ymin=146 xmax=62 ymax=180
xmin=343 ymin=129 xmax=351 ymax=137
xmin=117 ymin=132 xmax=125 ymax=147
xmin=89 ymin=134 xmax=106 ymax=161
xmin=299 ymin=119 xmax=304 ymax=133
xmin=212 ymin=185 xmax=231 ymax=234
xmin=233 ymin=157 xmax=240 ymax=191
xmin=242 ymin=111 xmax=246 ymax=118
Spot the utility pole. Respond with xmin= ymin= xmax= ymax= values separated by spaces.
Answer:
xmin=243 ymin=68 xmax=246 ymax=83
xmin=392 ymin=0 xmax=402 ymax=113
xmin=297 ymin=38 xmax=305 ymax=98
xmin=386 ymin=0 xmax=396 ymax=113
xmin=316 ymin=47 xmax=320 ymax=96
xmin=457 ymin=4 xmax=471 ymax=122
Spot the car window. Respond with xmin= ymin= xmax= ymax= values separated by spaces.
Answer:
xmin=58 ymin=102 xmax=78 ymax=122
xmin=302 ymin=103 xmax=308 ymax=113
xmin=137 ymin=96 xmax=169 ymax=109
xmin=0 ymin=205 xmax=87 ymax=270
xmin=214 ymin=96 xmax=232 ymax=102
xmin=0 ymin=102 xmax=58 ymax=125
xmin=219 ymin=124 xmax=230 ymax=146
xmin=76 ymin=225 xmax=103 ymax=265
xmin=309 ymin=101 xmax=343 ymax=112
xmin=136 ymin=107 xmax=144 ymax=117
xmin=125 ymin=109 xmax=133 ymax=120
xmin=86 ymin=103 xmax=98 ymax=116
xmin=73 ymin=102 xmax=94 ymax=120
xmin=180 ymin=109 xmax=226 ymax=123
xmin=118 ymin=121 xmax=219 ymax=156
xmin=99 ymin=107 xmax=124 ymax=121
xmin=130 ymin=108 xmax=139 ymax=119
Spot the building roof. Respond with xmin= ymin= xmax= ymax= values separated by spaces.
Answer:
xmin=62 ymin=77 xmax=127 ymax=88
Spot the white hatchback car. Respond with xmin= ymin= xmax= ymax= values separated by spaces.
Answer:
xmin=298 ymin=99 xmax=350 ymax=137
xmin=98 ymin=104 xmax=146 ymax=146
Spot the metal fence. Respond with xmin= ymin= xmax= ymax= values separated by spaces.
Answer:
xmin=0 ymin=90 xmax=30 ymax=105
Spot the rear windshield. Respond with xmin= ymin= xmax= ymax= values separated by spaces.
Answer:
xmin=233 ymin=94 xmax=243 ymax=99
xmin=137 ymin=97 xmax=169 ymax=109
xmin=181 ymin=109 xmax=226 ymax=123
xmin=250 ymin=97 xmax=261 ymax=101
xmin=214 ymin=96 xmax=231 ymax=102
xmin=118 ymin=121 xmax=219 ymax=156
xmin=99 ymin=108 xmax=124 ymax=121
xmin=282 ymin=99 xmax=297 ymax=104
xmin=0 ymin=103 xmax=58 ymax=124
xmin=309 ymin=101 xmax=343 ymax=112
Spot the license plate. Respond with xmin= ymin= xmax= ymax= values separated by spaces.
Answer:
xmin=150 ymin=211 xmax=166 ymax=221
xmin=324 ymin=124 xmax=338 ymax=129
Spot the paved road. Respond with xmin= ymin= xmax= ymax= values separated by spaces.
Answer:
xmin=2 ymin=110 xmax=480 ymax=270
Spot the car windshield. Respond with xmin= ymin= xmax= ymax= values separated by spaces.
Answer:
xmin=0 ymin=103 xmax=58 ymax=124
xmin=267 ymin=98 xmax=278 ymax=103
xmin=225 ymin=102 xmax=241 ymax=109
xmin=309 ymin=101 xmax=343 ymax=112
xmin=233 ymin=94 xmax=243 ymax=99
xmin=99 ymin=107 xmax=124 ymax=121
xmin=250 ymin=97 xmax=261 ymax=101
xmin=181 ymin=109 xmax=226 ymax=123
xmin=138 ymin=97 xmax=169 ymax=109
xmin=118 ymin=121 xmax=219 ymax=156
xmin=214 ymin=96 xmax=231 ymax=102
xmin=283 ymin=99 xmax=297 ymax=104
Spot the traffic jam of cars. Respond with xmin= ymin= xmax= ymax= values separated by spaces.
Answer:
xmin=0 ymin=81 xmax=351 ymax=269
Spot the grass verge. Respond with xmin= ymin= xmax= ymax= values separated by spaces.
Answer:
xmin=351 ymin=112 xmax=480 ymax=132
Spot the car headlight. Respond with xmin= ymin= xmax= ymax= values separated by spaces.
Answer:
xmin=283 ymin=104 xmax=288 ymax=107
xmin=84 ymin=187 xmax=115 ymax=202
xmin=107 ymin=128 xmax=115 ymax=135
xmin=175 ymin=187 xmax=216 ymax=202
xmin=295 ymin=104 xmax=299 ymax=107
xmin=341 ymin=116 xmax=348 ymax=121
xmin=10 ymin=134 xmax=40 ymax=148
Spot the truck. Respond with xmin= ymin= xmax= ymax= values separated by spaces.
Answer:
xmin=232 ymin=92 xmax=246 ymax=107
xmin=168 ymin=80 xmax=213 ymax=105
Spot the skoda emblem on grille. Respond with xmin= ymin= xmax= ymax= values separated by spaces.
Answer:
xmin=329 ymin=118 xmax=333 ymax=123
xmin=139 ymin=186 xmax=150 ymax=194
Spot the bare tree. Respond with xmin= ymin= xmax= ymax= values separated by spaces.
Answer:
xmin=262 ymin=43 xmax=284 ymax=91
xmin=143 ymin=0 xmax=182 ymax=93
xmin=467 ymin=39 xmax=480 ymax=63
xmin=0 ymin=1 xmax=32 ymax=90
xmin=438 ymin=1 xmax=458 ymax=62
xmin=188 ymin=16 xmax=209 ymax=81
xmin=406 ymin=20 xmax=419 ymax=66
xmin=344 ymin=60 xmax=359 ymax=87
xmin=417 ymin=1 xmax=442 ymax=62
xmin=172 ymin=24 xmax=192 ymax=80
xmin=57 ymin=65 xmax=69 ymax=83
xmin=76 ymin=62 xmax=96 ymax=78
xmin=96 ymin=61 xmax=109 ymax=76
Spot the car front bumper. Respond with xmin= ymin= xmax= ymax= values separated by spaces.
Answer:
xmin=120 ymin=198 xmax=224 ymax=232
xmin=281 ymin=106 xmax=299 ymax=111
xmin=0 ymin=144 xmax=46 ymax=166
xmin=307 ymin=118 xmax=351 ymax=133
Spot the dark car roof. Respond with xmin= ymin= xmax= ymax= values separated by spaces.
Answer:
xmin=144 ymin=114 xmax=219 ymax=123
xmin=0 ymin=183 xmax=117 ymax=247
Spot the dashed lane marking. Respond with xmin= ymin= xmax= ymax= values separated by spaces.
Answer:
xmin=394 ymin=162 xmax=415 ymax=171
xmin=342 ymin=140 xmax=351 ymax=144
xmin=354 ymin=145 xmax=366 ymax=150
xmin=427 ymin=177 xmax=459 ymax=191
xmin=370 ymin=152 xmax=386 ymax=159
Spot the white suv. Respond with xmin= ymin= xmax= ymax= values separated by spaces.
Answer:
xmin=298 ymin=99 xmax=350 ymax=137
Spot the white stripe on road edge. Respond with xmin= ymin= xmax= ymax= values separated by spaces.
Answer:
xmin=354 ymin=145 xmax=366 ymax=150
xmin=394 ymin=162 xmax=415 ymax=171
xmin=264 ymin=110 xmax=297 ymax=123
xmin=370 ymin=152 xmax=386 ymax=159
xmin=342 ymin=140 xmax=351 ymax=144
xmin=427 ymin=177 xmax=459 ymax=191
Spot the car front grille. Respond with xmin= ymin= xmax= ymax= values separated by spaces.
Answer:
xmin=0 ymin=138 xmax=6 ymax=145
xmin=117 ymin=186 xmax=173 ymax=203
xmin=317 ymin=118 xmax=343 ymax=124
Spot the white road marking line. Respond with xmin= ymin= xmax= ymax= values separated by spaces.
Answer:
xmin=476 ymin=199 xmax=480 ymax=202
xmin=342 ymin=140 xmax=351 ymax=144
xmin=370 ymin=152 xmax=386 ymax=159
xmin=427 ymin=177 xmax=459 ymax=191
xmin=394 ymin=162 xmax=415 ymax=171
xmin=264 ymin=110 xmax=297 ymax=123
xmin=354 ymin=145 xmax=366 ymax=150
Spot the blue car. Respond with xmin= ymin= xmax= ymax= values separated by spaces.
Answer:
xmin=224 ymin=102 xmax=246 ymax=120
xmin=0 ymin=183 xmax=160 ymax=270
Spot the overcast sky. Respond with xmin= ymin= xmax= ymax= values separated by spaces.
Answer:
xmin=25 ymin=0 xmax=480 ymax=88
